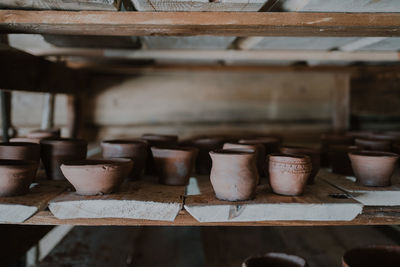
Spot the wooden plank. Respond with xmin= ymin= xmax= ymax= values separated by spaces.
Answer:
xmin=1 ymin=11 xmax=400 ymax=37
xmin=278 ymin=0 xmax=400 ymax=12
xmin=0 ymin=0 xmax=121 ymax=11
xmin=332 ymin=73 xmax=350 ymax=131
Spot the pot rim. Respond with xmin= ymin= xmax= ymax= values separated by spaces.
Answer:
xmin=210 ymin=148 xmax=255 ymax=155
xmin=0 ymin=142 xmax=40 ymax=148
xmin=151 ymin=146 xmax=198 ymax=153
xmin=101 ymin=139 xmax=147 ymax=146
xmin=61 ymin=158 xmax=132 ymax=168
xmin=269 ymin=153 xmax=311 ymax=161
xmin=223 ymin=143 xmax=258 ymax=150
xmin=349 ymin=150 xmax=399 ymax=158
xmin=40 ymin=138 xmax=87 ymax=146
xmin=355 ymin=138 xmax=391 ymax=144
xmin=343 ymin=245 xmax=400 ymax=266
xmin=141 ymin=133 xmax=178 ymax=141
xmin=239 ymin=137 xmax=280 ymax=144
xmin=191 ymin=137 xmax=224 ymax=144
xmin=243 ymin=252 xmax=308 ymax=267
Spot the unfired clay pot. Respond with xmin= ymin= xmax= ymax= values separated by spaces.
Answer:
xmin=329 ymin=145 xmax=361 ymax=176
xmin=355 ymin=138 xmax=391 ymax=152
xmin=0 ymin=142 xmax=40 ymax=163
xmin=27 ymin=128 xmax=61 ymax=139
xmin=342 ymin=245 xmax=400 ymax=267
xmin=40 ymin=138 xmax=87 ymax=180
xmin=101 ymin=139 xmax=148 ymax=180
xmin=320 ymin=133 xmax=354 ymax=167
xmin=0 ymin=160 xmax=38 ymax=196
xmin=268 ymin=154 xmax=312 ymax=196
xmin=61 ymin=158 xmax=132 ymax=195
xmin=349 ymin=151 xmax=399 ymax=187
xmin=280 ymin=146 xmax=320 ymax=184
xmin=243 ymin=252 xmax=309 ymax=267
xmin=190 ymin=137 xmax=224 ymax=175
xmin=209 ymin=149 xmax=258 ymax=201
xmin=151 ymin=147 xmax=197 ymax=186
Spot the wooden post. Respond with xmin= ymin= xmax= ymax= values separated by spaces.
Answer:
xmin=67 ymin=94 xmax=80 ymax=138
xmin=332 ymin=73 xmax=351 ymax=132
xmin=41 ymin=93 xmax=55 ymax=130
xmin=0 ymin=90 xmax=11 ymax=142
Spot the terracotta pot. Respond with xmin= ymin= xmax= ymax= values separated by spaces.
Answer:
xmin=151 ymin=147 xmax=198 ymax=186
xmin=349 ymin=151 xmax=399 ymax=187
xmin=40 ymin=138 xmax=87 ymax=180
xmin=355 ymin=138 xmax=391 ymax=152
xmin=320 ymin=133 xmax=354 ymax=167
xmin=342 ymin=245 xmax=400 ymax=267
xmin=61 ymin=159 xmax=132 ymax=195
xmin=209 ymin=149 xmax=258 ymax=201
xmin=329 ymin=145 xmax=361 ymax=176
xmin=280 ymin=146 xmax=320 ymax=184
xmin=268 ymin=154 xmax=312 ymax=196
xmin=243 ymin=252 xmax=309 ymax=267
xmin=0 ymin=142 xmax=40 ymax=163
xmin=190 ymin=137 xmax=224 ymax=175
xmin=27 ymin=128 xmax=61 ymax=139
xmin=0 ymin=160 xmax=38 ymax=196
xmin=101 ymin=139 xmax=148 ymax=180
xmin=393 ymin=142 xmax=400 ymax=155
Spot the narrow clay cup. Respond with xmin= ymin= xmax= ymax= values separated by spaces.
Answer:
xmin=329 ymin=145 xmax=361 ymax=176
xmin=209 ymin=149 xmax=258 ymax=201
xmin=40 ymin=138 xmax=87 ymax=180
xmin=269 ymin=154 xmax=312 ymax=196
xmin=355 ymin=138 xmax=391 ymax=152
xmin=101 ymin=139 xmax=148 ymax=180
xmin=349 ymin=151 xmax=399 ymax=187
xmin=320 ymin=133 xmax=354 ymax=167
xmin=0 ymin=160 xmax=38 ymax=196
xmin=151 ymin=147 xmax=197 ymax=186
xmin=0 ymin=142 xmax=40 ymax=163
xmin=342 ymin=245 xmax=400 ymax=267
xmin=61 ymin=158 xmax=133 ymax=195
xmin=243 ymin=252 xmax=309 ymax=267
xmin=190 ymin=137 xmax=224 ymax=175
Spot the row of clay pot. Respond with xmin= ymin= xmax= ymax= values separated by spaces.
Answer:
xmin=243 ymin=245 xmax=400 ymax=267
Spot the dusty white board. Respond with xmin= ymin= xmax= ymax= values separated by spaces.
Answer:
xmin=0 ymin=0 xmax=121 ymax=11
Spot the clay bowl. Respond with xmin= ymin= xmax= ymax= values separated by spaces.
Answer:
xmin=27 ymin=128 xmax=61 ymax=139
xmin=349 ymin=151 xmax=399 ymax=187
xmin=329 ymin=145 xmax=361 ymax=176
xmin=40 ymin=138 xmax=88 ymax=180
xmin=342 ymin=245 xmax=400 ymax=267
xmin=0 ymin=160 xmax=38 ymax=196
xmin=355 ymin=138 xmax=391 ymax=152
xmin=190 ymin=137 xmax=224 ymax=175
xmin=151 ymin=147 xmax=198 ymax=186
xmin=61 ymin=158 xmax=133 ymax=196
xmin=0 ymin=142 xmax=40 ymax=163
xmin=320 ymin=133 xmax=354 ymax=167
xmin=280 ymin=146 xmax=320 ymax=184
xmin=243 ymin=252 xmax=309 ymax=267
xmin=101 ymin=139 xmax=148 ymax=180
xmin=209 ymin=149 xmax=258 ymax=201
xmin=268 ymin=154 xmax=312 ymax=196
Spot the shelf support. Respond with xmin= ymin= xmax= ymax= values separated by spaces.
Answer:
xmin=332 ymin=73 xmax=351 ymax=132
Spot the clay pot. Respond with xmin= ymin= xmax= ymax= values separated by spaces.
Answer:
xmin=10 ymin=137 xmax=41 ymax=144
xmin=209 ymin=149 xmax=258 ymax=201
xmin=190 ymin=137 xmax=224 ymax=175
xmin=239 ymin=137 xmax=281 ymax=156
xmin=280 ymin=146 xmax=320 ymax=184
xmin=320 ymin=133 xmax=354 ymax=167
xmin=355 ymin=138 xmax=391 ymax=152
xmin=393 ymin=143 xmax=400 ymax=155
xmin=370 ymin=133 xmax=400 ymax=142
xmin=243 ymin=252 xmax=309 ymax=267
xmin=151 ymin=147 xmax=198 ymax=186
xmin=0 ymin=160 xmax=38 ymax=196
xmin=27 ymin=128 xmax=61 ymax=139
xmin=101 ymin=139 xmax=148 ymax=180
xmin=349 ymin=151 xmax=399 ymax=187
xmin=40 ymin=138 xmax=87 ymax=180
xmin=268 ymin=154 xmax=312 ymax=196
xmin=61 ymin=158 xmax=133 ymax=195
xmin=329 ymin=145 xmax=361 ymax=176
xmin=342 ymin=245 xmax=400 ymax=267
xmin=0 ymin=142 xmax=40 ymax=163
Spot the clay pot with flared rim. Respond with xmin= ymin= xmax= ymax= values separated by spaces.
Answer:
xmin=329 ymin=145 xmax=361 ymax=176
xmin=0 ymin=160 xmax=38 ymax=196
xmin=40 ymin=138 xmax=87 ymax=180
xmin=342 ymin=245 xmax=400 ymax=267
xmin=280 ymin=146 xmax=320 ymax=184
xmin=61 ymin=158 xmax=132 ymax=195
xmin=151 ymin=147 xmax=197 ymax=186
xmin=268 ymin=154 xmax=312 ymax=196
xmin=355 ymin=138 xmax=391 ymax=152
xmin=190 ymin=137 xmax=224 ymax=175
xmin=320 ymin=133 xmax=354 ymax=167
xmin=209 ymin=149 xmax=258 ymax=201
xmin=0 ymin=142 xmax=40 ymax=163
xmin=243 ymin=252 xmax=309 ymax=267
xmin=27 ymin=128 xmax=61 ymax=139
xmin=101 ymin=139 xmax=148 ymax=180
xmin=349 ymin=151 xmax=399 ymax=187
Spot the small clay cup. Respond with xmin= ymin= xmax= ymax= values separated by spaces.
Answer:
xmin=243 ymin=252 xmax=309 ymax=267
xmin=61 ymin=158 xmax=133 ymax=195
xmin=0 ymin=142 xmax=40 ymax=163
xmin=0 ymin=160 xmax=38 ymax=196
xmin=280 ymin=146 xmax=320 ymax=184
xmin=329 ymin=145 xmax=361 ymax=176
xmin=349 ymin=151 xmax=399 ymax=187
xmin=320 ymin=133 xmax=354 ymax=167
xmin=27 ymin=128 xmax=61 ymax=139
xmin=190 ymin=137 xmax=224 ymax=175
xmin=269 ymin=154 xmax=312 ymax=196
xmin=209 ymin=149 xmax=258 ymax=201
xmin=40 ymin=138 xmax=87 ymax=180
xmin=355 ymin=138 xmax=391 ymax=152
xmin=101 ymin=139 xmax=148 ymax=180
xmin=342 ymin=245 xmax=400 ymax=267
xmin=151 ymin=147 xmax=198 ymax=186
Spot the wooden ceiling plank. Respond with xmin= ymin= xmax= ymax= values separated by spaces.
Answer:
xmin=0 ymin=0 xmax=122 ymax=11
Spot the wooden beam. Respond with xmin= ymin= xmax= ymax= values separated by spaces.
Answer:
xmin=1 ymin=10 xmax=400 ymax=37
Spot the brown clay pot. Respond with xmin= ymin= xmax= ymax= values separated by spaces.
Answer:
xmin=61 ymin=159 xmax=133 ymax=195
xmin=190 ymin=137 xmax=224 ymax=175
xmin=268 ymin=154 xmax=312 ymax=196
xmin=355 ymin=138 xmax=391 ymax=152
xmin=0 ymin=160 xmax=38 ymax=196
xmin=0 ymin=142 xmax=40 ymax=163
xmin=101 ymin=139 xmax=148 ymax=180
xmin=320 ymin=133 xmax=354 ymax=167
xmin=151 ymin=147 xmax=198 ymax=186
xmin=280 ymin=146 xmax=320 ymax=184
xmin=342 ymin=245 xmax=400 ymax=267
xmin=393 ymin=142 xmax=400 ymax=155
xmin=329 ymin=145 xmax=361 ymax=176
xmin=349 ymin=151 xmax=399 ymax=187
xmin=40 ymin=138 xmax=87 ymax=180
xmin=27 ymin=128 xmax=61 ymax=139
xmin=209 ymin=149 xmax=258 ymax=201
xmin=243 ymin=252 xmax=309 ymax=267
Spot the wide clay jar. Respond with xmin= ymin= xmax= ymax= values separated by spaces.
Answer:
xmin=243 ymin=252 xmax=309 ymax=267
xmin=0 ymin=159 xmax=38 ymax=196
xmin=355 ymin=138 xmax=391 ymax=152
xmin=329 ymin=145 xmax=361 ymax=176
xmin=101 ymin=139 xmax=148 ymax=180
xmin=268 ymin=154 xmax=312 ymax=196
xmin=320 ymin=133 xmax=354 ymax=167
xmin=342 ymin=245 xmax=400 ymax=267
xmin=349 ymin=151 xmax=399 ymax=187
xmin=40 ymin=138 xmax=87 ymax=180
xmin=190 ymin=137 xmax=224 ymax=175
xmin=280 ymin=146 xmax=320 ymax=184
xmin=0 ymin=142 xmax=40 ymax=163
xmin=151 ymin=147 xmax=198 ymax=186
xmin=209 ymin=148 xmax=258 ymax=201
